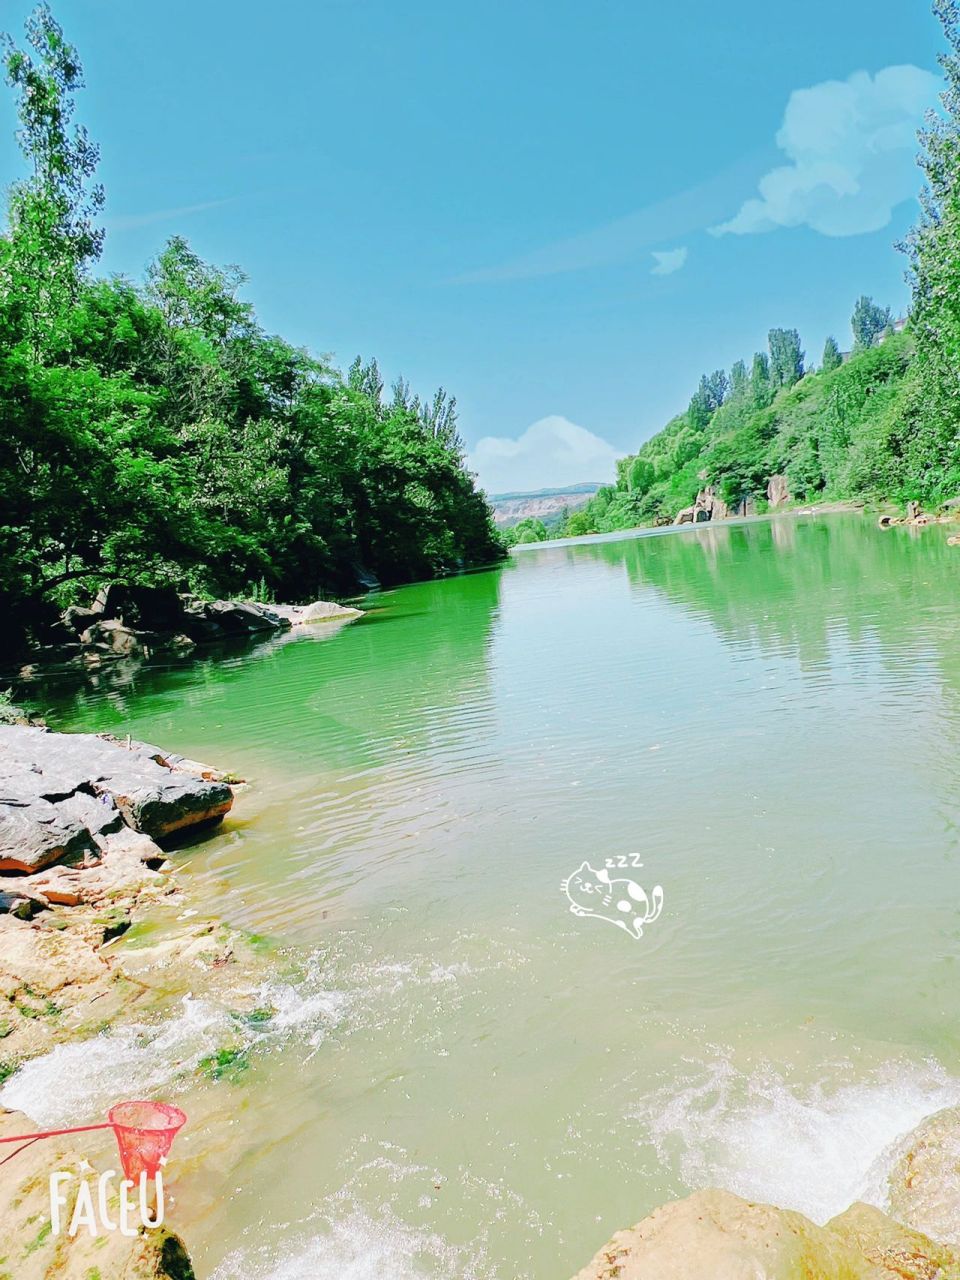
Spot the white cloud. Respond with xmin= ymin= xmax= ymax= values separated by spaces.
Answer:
xmin=467 ymin=415 xmax=619 ymax=495
xmin=712 ymin=65 xmax=941 ymax=238
xmin=651 ymin=247 xmax=688 ymax=276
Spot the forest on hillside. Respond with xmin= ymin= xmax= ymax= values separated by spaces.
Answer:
xmin=507 ymin=0 xmax=960 ymax=546
xmin=0 ymin=6 xmax=504 ymax=650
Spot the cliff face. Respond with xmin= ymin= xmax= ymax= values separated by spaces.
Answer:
xmin=491 ymin=485 xmax=601 ymax=528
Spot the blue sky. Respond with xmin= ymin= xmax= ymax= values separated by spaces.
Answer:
xmin=0 ymin=1 xmax=945 ymax=494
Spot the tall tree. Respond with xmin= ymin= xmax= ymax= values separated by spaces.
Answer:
xmin=1 ymin=3 xmax=103 ymax=355
xmin=750 ymin=351 xmax=772 ymax=407
xmin=768 ymin=328 xmax=804 ymax=388
xmin=851 ymin=295 xmax=893 ymax=350
xmin=730 ymin=359 xmax=749 ymax=398
xmin=822 ymin=335 xmax=843 ymax=372
xmin=903 ymin=0 xmax=960 ymax=497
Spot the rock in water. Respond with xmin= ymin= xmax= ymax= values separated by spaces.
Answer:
xmin=887 ymin=1105 xmax=960 ymax=1247
xmin=0 ymin=725 xmax=233 ymax=867
xmin=568 ymin=1188 xmax=960 ymax=1279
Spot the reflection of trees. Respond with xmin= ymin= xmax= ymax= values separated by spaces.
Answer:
xmin=20 ymin=569 xmax=504 ymax=772
xmin=607 ymin=514 xmax=957 ymax=673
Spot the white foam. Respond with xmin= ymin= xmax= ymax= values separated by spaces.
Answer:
xmin=630 ymin=1054 xmax=960 ymax=1223
xmin=0 ymin=974 xmax=346 ymax=1128
xmin=0 ymin=996 xmax=230 ymax=1126
xmin=211 ymin=1206 xmax=492 ymax=1280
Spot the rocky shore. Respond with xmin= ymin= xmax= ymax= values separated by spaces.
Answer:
xmin=55 ymin=582 xmax=362 ymax=667
xmin=569 ymin=1180 xmax=960 ymax=1279
xmin=570 ymin=1098 xmax=960 ymax=1280
xmin=0 ymin=723 xmax=241 ymax=1278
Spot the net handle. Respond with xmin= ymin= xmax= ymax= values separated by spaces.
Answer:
xmin=0 ymin=1122 xmax=113 ymax=1145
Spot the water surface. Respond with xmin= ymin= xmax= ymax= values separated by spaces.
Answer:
xmin=11 ymin=514 xmax=960 ymax=1278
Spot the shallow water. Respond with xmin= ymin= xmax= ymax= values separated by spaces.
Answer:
xmin=10 ymin=513 xmax=960 ymax=1277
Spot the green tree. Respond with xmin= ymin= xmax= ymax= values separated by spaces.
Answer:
xmin=512 ymin=517 xmax=548 ymax=544
xmin=851 ymin=295 xmax=893 ymax=350
xmin=822 ymin=336 xmax=843 ymax=372
xmin=903 ymin=0 xmax=960 ymax=498
xmin=1 ymin=3 xmax=103 ymax=356
xmin=627 ymin=457 xmax=655 ymax=494
xmin=768 ymin=328 xmax=804 ymax=388
xmin=730 ymin=359 xmax=749 ymax=398
xmin=750 ymin=352 xmax=773 ymax=407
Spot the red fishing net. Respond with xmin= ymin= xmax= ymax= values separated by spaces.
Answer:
xmin=108 ymin=1101 xmax=187 ymax=1180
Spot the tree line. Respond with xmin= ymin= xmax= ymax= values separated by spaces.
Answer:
xmin=0 ymin=6 xmax=504 ymax=651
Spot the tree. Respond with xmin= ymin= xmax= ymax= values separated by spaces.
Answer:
xmin=1 ymin=3 xmax=103 ymax=356
xmin=627 ymin=457 xmax=655 ymax=494
xmin=730 ymin=359 xmax=749 ymax=398
xmin=512 ymin=517 xmax=548 ymax=544
xmin=903 ymin=0 xmax=960 ymax=499
xmin=750 ymin=352 xmax=772 ymax=407
xmin=688 ymin=369 xmax=728 ymax=427
xmin=822 ymin=335 xmax=843 ymax=372
xmin=851 ymin=296 xmax=893 ymax=350
xmin=768 ymin=328 xmax=804 ymax=388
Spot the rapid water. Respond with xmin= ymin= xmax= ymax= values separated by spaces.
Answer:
xmin=8 ymin=513 xmax=960 ymax=1277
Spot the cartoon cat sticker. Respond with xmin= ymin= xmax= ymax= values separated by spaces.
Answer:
xmin=561 ymin=861 xmax=663 ymax=940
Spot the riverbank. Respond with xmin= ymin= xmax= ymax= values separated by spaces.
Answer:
xmin=0 ymin=723 xmax=258 ymax=1277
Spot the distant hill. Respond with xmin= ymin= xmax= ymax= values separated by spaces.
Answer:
xmin=489 ymin=483 xmax=603 ymax=529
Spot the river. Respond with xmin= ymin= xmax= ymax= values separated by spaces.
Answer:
xmin=6 ymin=513 xmax=960 ymax=1278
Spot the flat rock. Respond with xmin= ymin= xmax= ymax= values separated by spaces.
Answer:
xmin=0 ymin=791 xmax=96 ymax=872
xmin=270 ymin=599 xmax=363 ymax=625
xmin=0 ymin=725 xmax=233 ymax=846
xmin=0 ymin=914 xmax=108 ymax=997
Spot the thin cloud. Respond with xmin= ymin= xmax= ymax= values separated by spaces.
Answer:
xmin=450 ymin=152 xmax=765 ymax=285
xmin=712 ymin=65 xmax=941 ymax=238
xmin=106 ymin=199 xmax=232 ymax=232
xmin=651 ymin=247 xmax=688 ymax=276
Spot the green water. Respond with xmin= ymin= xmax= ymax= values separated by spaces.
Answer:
xmin=12 ymin=514 xmax=960 ymax=1278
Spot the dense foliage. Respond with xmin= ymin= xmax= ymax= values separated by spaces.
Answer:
xmin=0 ymin=7 xmax=503 ymax=646
xmin=561 ymin=322 xmax=915 ymax=537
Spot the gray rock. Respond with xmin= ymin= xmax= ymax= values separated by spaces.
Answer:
xmin=203 ymin=600 xmax=290 ymax=634
xmin=270 ymin=600 xmax=363 ymax=625
xmin=0 ymin=726 xmax=234 ymax=862
xmin=0 ymin=795 xmax=96 ymax=872
xmin=0 ymin=890 xmax=42 ymax=919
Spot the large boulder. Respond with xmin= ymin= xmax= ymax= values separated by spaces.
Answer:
xmin=200 ymin=599 xmax=289 ymax=635
xmin=0 ymin=726 xmax=233 ymax=857
xmin=568 ymin=1188 xmax=959 ymax=1280
xmin=674 ymin=487 xmax=729 ymax=526
xmin=887 ymin=1105 xmax=960 ymax=1246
